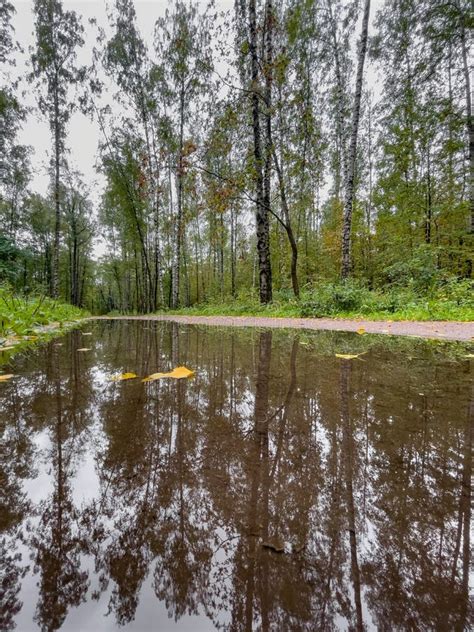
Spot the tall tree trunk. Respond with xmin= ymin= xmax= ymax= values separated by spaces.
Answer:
xmin=151 ymin=131 xmax=163 ymax=308
xmin=341 ymin=0 xmax=371 ymax=280
xmin=459 ymin=12 xmax=473 ymax=234
xmin=425 ymin=148 xmax=432 ymax=244
xmin=72 ymin=234 xmax=78 ymax=305
xmin=219 ymin=210 xmax=224 ymax=298
xmin=52 ymin=78 xmax=61 ymax=299
xmin=172 ymin=87 xmax=185 ymax=309
xmin=249 ymin=0 xmax=272 ymax=303
xmin=327 ymin=0 xmax=346 ymax=200
xmin=272 ymin=79 xmax=300 ymax=297
xmin=272 ymin=147 xmax=299 ymax=297
xmin=263 ymin=0 xmax=273 ymax=282
xmin=230 ymin=204 xmax=237 ymax=298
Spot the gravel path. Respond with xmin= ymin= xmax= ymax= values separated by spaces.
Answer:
xmin=93 ymin=315 xmax=474 ymax=342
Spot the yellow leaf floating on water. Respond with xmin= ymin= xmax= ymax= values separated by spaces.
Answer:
xmin=335 ymin=353 xmax=365 ymax=360
xmin=77 ymin=348 xmax=91 ymax=352
xmin=0 ymin=374 xmax=14 ymax=381
xmin=143 ymin=366 xmax=194 ymax=382
xmin=142 ymin=373 xmax=167 ymax=382
xmin=110 ymin=372 xmax=138 ymax=382
xmin=356 ymin=327 xmax=366 ymax=335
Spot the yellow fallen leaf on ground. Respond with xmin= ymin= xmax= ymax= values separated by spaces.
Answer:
xmin=0 ymin=346 xmax=15 ymax=352
xmin=465 ymin=354 xmax=474 ymax=358
xmin=0 ymin=374 xmax=14 ymax=381
xmin=143 ymin=366 xmax=194 ymax=382
xmin=82 ymin=332 xmax=93 ymax=336
xmin=110 ymin=372 xmax=138 ymax=381
xmin=335 ymin=353 xmax=365 ymax=360
xmin=77 ymin=348 xmax=91 ymax=352
xmin=356 ymin=327 xmax=366 ymax=335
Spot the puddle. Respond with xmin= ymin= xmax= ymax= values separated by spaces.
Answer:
xmin=1 ymin=320 xmax=472 ymax=630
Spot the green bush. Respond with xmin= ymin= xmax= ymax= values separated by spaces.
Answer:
xmin=300 ymin=281 xmax=372 ymax=317
xmin=152 ymin=276 xmax=473 ymax=322
xmin=435 ymin=278 xmax=473 ymax=307
xmin=380 ymin=246 xmax=441 ymax=292
xmin=299 ymin=278 xmax=473 ymax=320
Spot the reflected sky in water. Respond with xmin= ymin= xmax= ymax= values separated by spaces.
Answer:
xmin=1 ymin=320 xmax=472 ymax=631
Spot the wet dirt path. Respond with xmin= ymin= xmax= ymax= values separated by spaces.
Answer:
xmin=93 ymin=314 xmax=474 ymax=341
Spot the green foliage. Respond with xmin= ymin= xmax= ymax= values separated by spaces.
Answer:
xmin=301 ymin=281 xmax=371 ymax=316
xmin=152 ymin=277 xmax=473 ymax=323
xmin=380 ymin=246 xmax=440 ymax=291
xmin=3 ymin=0 xmax=472 ymax=318
xmin=0 ymin=234 xmax=21 ymax=283
xmin=31 ymin=0 xmax=85 ymax=127
xmin=300 ymin=278 xmax=473 ymax=321
xmin=0 ymin=286 xmax=86 ymax=337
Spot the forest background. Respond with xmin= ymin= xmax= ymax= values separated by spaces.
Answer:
xmin=1 ymin=0 xmax=473 ymax=327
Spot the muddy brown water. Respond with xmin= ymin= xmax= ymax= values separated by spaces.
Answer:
xmin=1 ymin=320 xmax=472 ymax=631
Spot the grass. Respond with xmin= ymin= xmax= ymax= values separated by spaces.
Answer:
xmin=149 ymin=280 xmax=474 ymax=322
xmin=0 ymin=287 xmax=87 ymax=364
xmin=156 ymin=302 xmax=473 ymax=321
xmin=0 ymin=288 xmax=86 ymax=336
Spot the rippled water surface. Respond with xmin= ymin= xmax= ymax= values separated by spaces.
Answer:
xmin=1 ymin=320 xmax=472 ymax=631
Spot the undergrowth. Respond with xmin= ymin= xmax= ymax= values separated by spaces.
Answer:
xmin=0 ymin=286 xmax=86 ymax=337
xmin=150 ymin=278 xmax=474 ymax=322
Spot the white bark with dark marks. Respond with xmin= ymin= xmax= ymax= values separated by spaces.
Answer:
xmin=249 ymin=0 xmax=272 ymax=304
xmin=341 ymin=0 xmax=371 ymax=280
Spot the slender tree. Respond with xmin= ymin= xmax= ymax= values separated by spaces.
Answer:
xmin=31 ymin=0 xmax=85 ymax=297
xmin=341 ymin=0 xmax=371 ymax=279
xmin=154 ymin=0 xmax=212 ymax=308
xmin=248 ymin=0 xmax=272 ymax=303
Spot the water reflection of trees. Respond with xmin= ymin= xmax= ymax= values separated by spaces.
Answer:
xmin=1 ymin=368 xmax=36 ymax=631
xmin=1 ymin=322 xmax=472 ymax=630
xmin=1 ymin=332 xmax=93 ymax=631
xmin=31 ymin=343 xmax=90 ymax=631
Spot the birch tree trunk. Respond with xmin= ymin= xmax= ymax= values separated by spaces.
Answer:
xmin=327 ymin=0 xmax=347 ymax=200
xmin=341 ymin=0 xmax=371 ymax=280
xmin=263 ymin=0 xmax=273 ymax=265
xmin=249 ymin=0 xmax=272 ymax=304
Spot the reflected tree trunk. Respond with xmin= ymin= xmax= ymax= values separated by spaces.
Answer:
xmin=33 ymin=345 xmax=88 ymax=631
xmin=453 ymin=386 xmax=472 ymax=632
xmin=340 ymin=361 xmax=363 ymax=632
xmin=242 ymin=331 xmax=272 ymax=630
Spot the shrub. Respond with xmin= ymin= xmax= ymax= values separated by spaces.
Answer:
xmin=435 ymin=277 xmax=473 ymax=307
xmin=300 ymin=281 xmax=371 ymax=317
